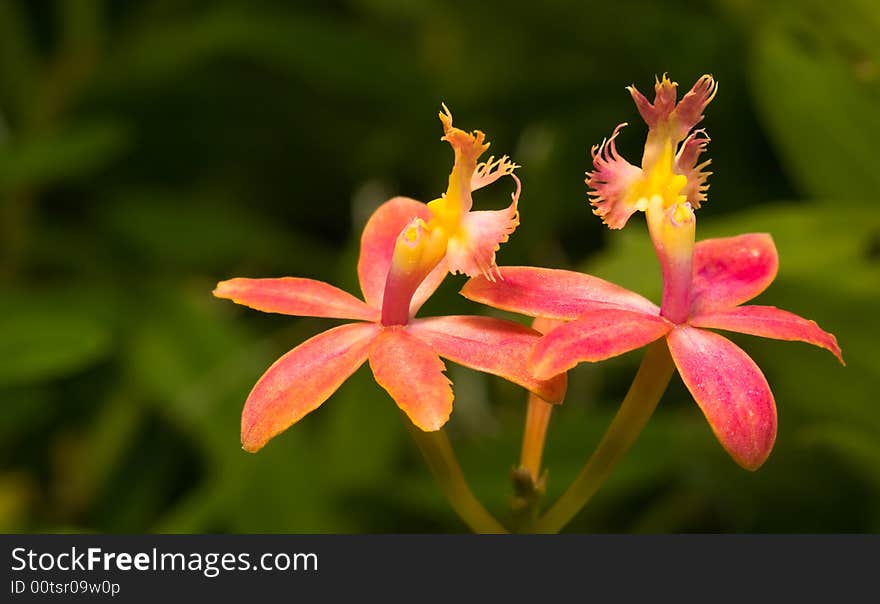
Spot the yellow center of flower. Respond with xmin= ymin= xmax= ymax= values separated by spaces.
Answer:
xmin=629 ymin=139 xmax=688 ymax=213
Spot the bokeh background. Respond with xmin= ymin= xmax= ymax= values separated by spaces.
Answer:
xmin=1 ymin=0 xmax=878 ymax=533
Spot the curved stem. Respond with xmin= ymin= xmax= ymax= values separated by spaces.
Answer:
xmin=536 ymin=340 xmax=675 ymax=533
xmin=406 ymin=423 xmax=508 ymax=534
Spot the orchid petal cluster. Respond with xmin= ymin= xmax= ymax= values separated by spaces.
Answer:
xmin=463 ymin=75 xmax=843 ymax=470
xmin=215 ymin=111 xmax=563 ymax=452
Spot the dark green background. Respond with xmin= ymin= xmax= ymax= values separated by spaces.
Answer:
xmin=1 ymin=0 xmax=877 ymax=532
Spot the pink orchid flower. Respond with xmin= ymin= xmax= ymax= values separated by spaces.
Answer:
xmin=462 ymin=75 xmax=843 ymax=470
xmin=214 ymin=111 xmax=562 ymax=453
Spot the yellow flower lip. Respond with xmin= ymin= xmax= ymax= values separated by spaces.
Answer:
xmin=629 ymin=140 xmax=688 ymax=212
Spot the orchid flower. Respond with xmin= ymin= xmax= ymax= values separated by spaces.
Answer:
xmin=214 ymin=111 xmax=563 ymax=453
xmin=462 ymin=75 xmax=843 ymax=470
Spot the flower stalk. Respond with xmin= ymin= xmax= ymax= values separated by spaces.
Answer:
xmin=536 ymin=339 xmax=674 ymax=533
xmin=508 ymin=393 xmax=554 ymax=532
xmin=406 ymin=423 xmax=508 ymax=534
xmin=519 ymin=393 xmax=554 ymax=482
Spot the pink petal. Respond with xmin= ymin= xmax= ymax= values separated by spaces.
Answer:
xmin=586 ymin=123 xmax=644 ymax=229
xmin=445 ymin=177 xmax=520 ymax=281
xmin=369 ymin=326 xmax=453 ymax=431
xmin=408 ymin=316 xmax=567 ymax=403
xmin=358 ymin=196 xmax=435 ymax=311
xmin=670 ymin=75 xmax=718 ymax=141
xmin=241 ymin=322 xmax=379 ymax=452
xmin=690 ymin=233 xmax=779 ymax=313
xmin=690 ymin=305 xmax=844 ymax=364
xmin=673 ymin=129 xmax=712 ymax=209
xmin=667 ymin=326 xmax=776 ymax=470
xmin=530 ymin=309 xmax=672 ymax=380
xmin=627 ymin=75 xmax=678 ymax=129
xmin=461 ymin=266 xmax=660 ymax=321
xmin=214 ymin=277 xmax=378 ymax=322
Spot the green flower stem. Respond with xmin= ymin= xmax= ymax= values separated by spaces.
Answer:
xmin=536 ymin=340 xmax=675 ymax=533
xmin=407 ymin=423 xmax=508 ymax=534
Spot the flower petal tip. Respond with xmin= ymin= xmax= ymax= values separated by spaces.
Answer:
xmin=241 ymin=439 xmax=263 ymax=454
xmin=667 ymin=326 xmax=776 ymax=473
xmin=212 ymin=277 xmax=378 ymax=321
xmin=212 ymin=279 xmax=235 ymax=299
xmin=671 ymin=75 xmax=717 ymax=139
xmin=239 ymin=322 xmax=377 ymax=453
xmin=689 ymin=305 xmax=844 ymax=365
xmin=736 ymin=447 xmax=773 ymax=472
xmin=369 ymin=327 xmax=454 ymax=432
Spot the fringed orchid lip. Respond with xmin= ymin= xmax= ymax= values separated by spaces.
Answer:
xmin=586 ymin=75 xmax=715 ymax=232
xmin=215 ymin=195 xmax=563 ymax=452
xmin=427 ymin=105 xmax=521 ymax=281
xmin=462 ymin=233 xmax=843 ymax=470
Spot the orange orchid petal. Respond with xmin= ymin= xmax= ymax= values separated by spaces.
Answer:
xmin=690 ymin=233 xmax=779 ymax=313
xmin=667 ymin=326 xmax=776 ymax=471
xmin=690 ymin=305 xmax=844 ymax=364
xmin=530 ymin=309 xmax=672 ymax=380
xmin=408 ymin=316 xmax=567 ymax=404
xmin=357 ymin=196 xmax=436 ymax=311
xmin=369 ymin=326 xmax=453 ymax=431
xmin=214 ymin=277 xmax=378 ymax=322
xmin=461 ymin=266 xmax=660 ymax=321
xmin=241 ymin=322 xmax=379 ymax=452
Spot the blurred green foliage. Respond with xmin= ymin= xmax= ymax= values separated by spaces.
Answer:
xmin=0 ymin=0 xmax=877 ymax=533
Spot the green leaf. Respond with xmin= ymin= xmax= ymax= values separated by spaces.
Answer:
xmin=0 ymin=122 xmax=129 ymax=191
xmin=798 ymin=423 xmax=880 ymax=490
xmin=0 ymin=292 xmax=113 ymax=386
xmin=748 ymin=0 xmax=880 ymax=200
